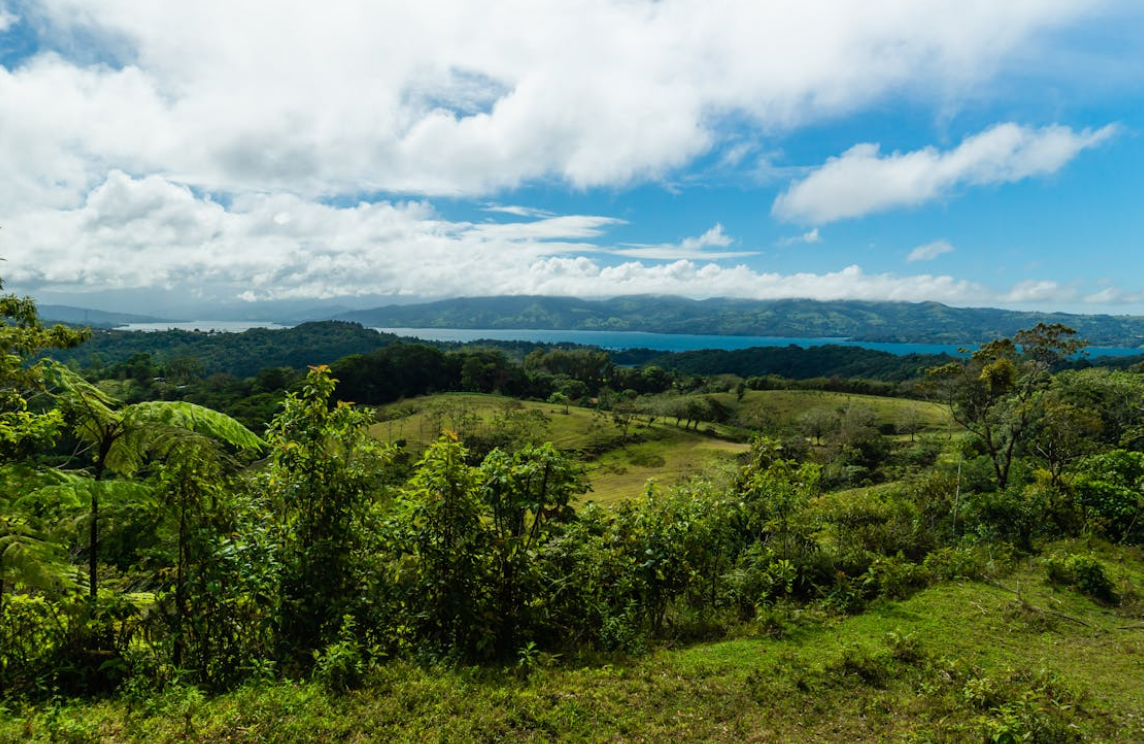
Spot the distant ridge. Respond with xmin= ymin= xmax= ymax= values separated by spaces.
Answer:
xmin=38 ymin=304 xmax=178 ymax=327
xmin=335 ymin=296 xmax=1144 ymax=347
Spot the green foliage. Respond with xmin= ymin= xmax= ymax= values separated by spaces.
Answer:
xmin=479 ymin=442 xmax=584 ymax=654
xmin=390 ymin=434 xmax=490 ymax=658
xmin=1072 ymin=449 xmax=1144 ymax=543
xmin=5 ymin=303 xmax=1143 ymax=743
xmin=52 ymin=321 xmax=396 ymax=379
xmin=311 ymin=615 xmax=370 ymax=692
xmin=262 ymin=365 xmax=394 ymax=660
xmin=1045 ymin=553 xmax=1118 ymax=603
xmin=928 ymin=324 xmax=1085 ymax=491
xmin=0 ymin=286 xmax=88 ymax=463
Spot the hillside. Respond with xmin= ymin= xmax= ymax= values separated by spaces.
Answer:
xmin=38 ymin=304 xmax=174 ymax=328
xmin=336 ymin=295 xmax=1144 ymax=347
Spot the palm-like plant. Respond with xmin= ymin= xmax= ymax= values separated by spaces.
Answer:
xmin=0 ymin=512 xmax=76 ymax=600
xmin=49 ymin=364 xmax=264 ymax=598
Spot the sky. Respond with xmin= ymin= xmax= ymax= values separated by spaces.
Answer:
xmin=2 ymin=0 xmax=1144 ymax=316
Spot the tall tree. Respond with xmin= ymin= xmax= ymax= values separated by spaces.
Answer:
xmin=927 ymin=323 xmax=1086 ymax=490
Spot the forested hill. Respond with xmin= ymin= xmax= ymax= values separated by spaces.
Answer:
xmin=336 ymin=295 xmax=1144 ymax=346
xmin=613 ymin=345 xmax=956 ymax=383
xmin=39 ymin=304 xmax=172 ymax=328
xmin=50 ymin=321 xmax=399 ymax=377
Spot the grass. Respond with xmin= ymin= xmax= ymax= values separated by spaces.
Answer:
xmin=369 ymin=393 xmax=751 ymax=504
xmin=368 ymin=390 xmax=952 ymax=504
xmin=582 ymin=427 xmax=745 ymax=504
xmin=732 ymin=389 xmax=952 ymax=433
xmin=7 ymin=542 xmax=1142 ymax=743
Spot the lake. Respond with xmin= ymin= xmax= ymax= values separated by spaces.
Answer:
xmin=375 ymin=327 xmax=1144 ymax=358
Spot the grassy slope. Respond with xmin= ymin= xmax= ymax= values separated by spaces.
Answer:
xmin=731 ymin=389 xmax=951 ymax=430
xmin=370 ymin=393 xmax=752 ymax=505
xmin=9 ymin=543 xmax=1142 ymax=743
xmin=369 ymin=390 xmax=951 ymax=504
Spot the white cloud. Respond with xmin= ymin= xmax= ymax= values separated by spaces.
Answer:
xmin=1 ymin=170 xmax=1084 ymax=308
xmin=481 ymin=205 xmax=556 ymax=219
xmin=906 ymin=239 xmax=954 ymax=262
xmin=0 ymin=1 xmax=1109 ymax=205
xmin=1083 ymin=287 xmax=1144 ymax=305
xmin=466 ymin=215 xmax=625 ymax=242
xmin=773 ymin=123 xmax=1118 ymax=223
xmin=613 ymin=224 xmax=755 ymax=260
xmin=0 ymin=3 xmax=1132 ymax=310
xmin=779 ymin=228 xmax=822 ymax=246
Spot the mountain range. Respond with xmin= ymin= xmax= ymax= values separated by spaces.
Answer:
xmin=334 ymin=296 xmax=1144 ymax=348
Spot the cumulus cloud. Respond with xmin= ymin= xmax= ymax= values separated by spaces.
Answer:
xmin=1083 ymin=287 xmax=1144 ymax=305
xmin=0 ymin=2 xmax=1131 ymax=310
xmin=906 ymin=240 xmax=954 ymax=262
xmin=773 ymin=123 xmax=1118 ymax=224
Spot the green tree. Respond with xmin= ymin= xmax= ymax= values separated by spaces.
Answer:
xmin=798 ymin=407 xmax=838 ymax=446
xmin=928 ymin=323 xmax=1085 ymax=490
xmin=1027 ymin=395 xmax=1102 ymax=489
xmin=262 ymin=365 xmax=393 ymax=658
xmin=479 ymin=443 xmax=584 ymax=654
xmin=0 ymin=282 xmax=88 ymax=462
xmin=396 ymin=434 xmax=489 ymax=656
xmin=52 ymin=365 xmax=263 ymax=599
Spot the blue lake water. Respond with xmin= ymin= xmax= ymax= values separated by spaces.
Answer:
xmin=376 ymin=327 xmax=1144 ymax=358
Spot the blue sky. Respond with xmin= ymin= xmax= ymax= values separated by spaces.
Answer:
xmin=2 ymin=1 xmax=1144 ymax=315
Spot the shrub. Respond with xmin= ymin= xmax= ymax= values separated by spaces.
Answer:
xmin=1045 ymin=553 xmax=1117 ymax=604
xmin=862 ymin=555 xmax=927 ymax=600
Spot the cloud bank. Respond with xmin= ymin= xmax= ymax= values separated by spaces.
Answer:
xmin=2 ymin=170 xmax=1069 ymax=307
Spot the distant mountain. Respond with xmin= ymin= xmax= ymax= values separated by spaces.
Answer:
xmin=336 ymin=296 xmax=1144 ymax=347
xmin=38 ymin=305 xmax=177 ymax=328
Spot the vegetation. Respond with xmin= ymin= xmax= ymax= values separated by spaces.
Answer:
xmin=49 ymin=321 xmax=399 ymax=378
xmin=5 ymin=282 xmax=1144 ymax=742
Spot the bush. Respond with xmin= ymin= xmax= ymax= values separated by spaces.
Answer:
xmin=1045 ymin=553 xmax=1118 ymax=603
xmin=862 ymin=555 xmax=927 ymax=600
xmin=922 ymin=545 xmax=997 ymax=582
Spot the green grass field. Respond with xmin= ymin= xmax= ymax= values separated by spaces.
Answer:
xmin=731 ymin=389 xmax=952 ymax=432
xmin=369 ymin=390 xmax=954 ymax=504
xmin=369 ymin=393 xmax=752 ymax=503
xmin=10 ymin=541 xmax=1140 ymax=743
